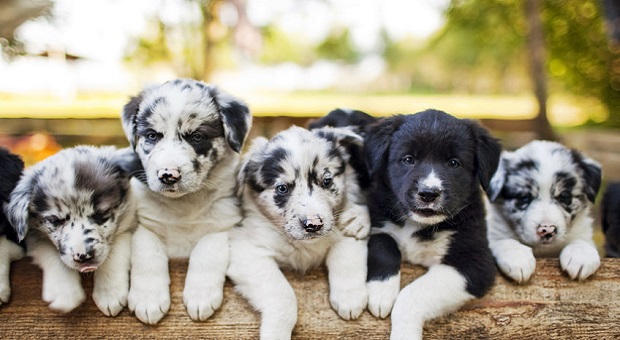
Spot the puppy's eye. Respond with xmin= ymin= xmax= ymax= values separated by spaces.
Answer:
xmin=448 ymin=158 xmax=461 ymax=168
xmin=190 ymin=131 xmax=204 ymax=143
xmin=145 ymin=131 xmax=160 ymax=142
xmin=557 ymin=192 xmax=572 ymax=206
xmin=90 ymin=211 xmax=111 ymax=225
xmin=276 ymin=184 xmax=289 ymax=195
xmin=515 ymin=194 xmax=533 ymax=210
xmin=45 ymin=216 xmax=67 ymax=227
xmin=322 ymin=178 xmax=333 ymax=187
xmin=402 ymin=155 xmax=414 ymax=165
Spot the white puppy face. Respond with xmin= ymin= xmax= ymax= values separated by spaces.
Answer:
xmin=121 ymin=79 xmax=251 ymax=198
xmin=239 ymin=126 xmax=362 ymax=241
xmin=4 ymin=146 xmax=136 ymax=273
xmin=488 ymin=140 xmax=601 ymax=247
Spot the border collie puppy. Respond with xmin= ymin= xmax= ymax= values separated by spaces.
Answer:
xmin=602 ymin=182 xmax=620 ymax=257
xmin=228 ymin=126 xmax=369 ymax=339
xmin=4 ymin=146 xmax=137 ymax=315
xmin=120 ymin=79 xmax=251 ymax=324
xmin=0 ymin=148 xmax=25 ymax=306
xmin=364 ymin=109 xmax=501 ymax=339
xmin=487 ymin=140 xmax=602 ymax=282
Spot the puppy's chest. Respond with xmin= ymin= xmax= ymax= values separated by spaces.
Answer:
xmin=275 ymin=235 xmax=340 ymax=272
xmin=379 ymin=220 xmax=455 ymax=267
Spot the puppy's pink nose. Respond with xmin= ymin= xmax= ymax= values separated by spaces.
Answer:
xmin=158 ymin=168 xmax=181 ymax=185
xmin=302 ymin=215 xmax=323 ymax=232
xmin=537 ymin=224 xmax=557 ymax=240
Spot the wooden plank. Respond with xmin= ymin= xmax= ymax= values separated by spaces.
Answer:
xmin=0 ymin=258 xmax=618 ymax=339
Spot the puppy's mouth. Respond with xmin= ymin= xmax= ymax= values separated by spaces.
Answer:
xmin=78 ymin=263 xmax=99 ymax=273
xmin=412 ymin=208 xmax=441 ymax=217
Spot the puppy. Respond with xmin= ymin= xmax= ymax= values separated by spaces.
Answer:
xmin=602 ymin=182 xmax=620 ymax=257
xmin=486 ymin=140 xmax=602 ymax=282
xmin=0 ymin=148 xmax=25 ymax=306
xmin=120 ymin=78 xmax=252 ymax=324
xmin=228 ymin=126 xmax=370 ymax=339
xmin=363 ymin=109 xmax=501 ymax=339
xmin=4 ymin=146 xmax=137 ymax=315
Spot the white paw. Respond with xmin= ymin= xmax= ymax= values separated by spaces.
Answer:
xmin=367 ymin=276 xmax=400 ymax=318
xmin=93 ymin=277 xmax=129 ymax=316
xmin=43 ymin=278 xmax=86 ymax=313
xmin=128 ymin=283 xmax=170 ymax=325
xmin=0 ymin=281 xmax=10 ymax=306
xmin=183 ymin=284 xmax=223 ymax=321
xmin=330 ymin=282 xmax=367 ymax=320
xmin=560 ymin=242 xmax=601 ymax=280
xmin=340 ymin=204 xmax=371 ymax=239
xmin=495 ymin=244 xmax=536 ymax=283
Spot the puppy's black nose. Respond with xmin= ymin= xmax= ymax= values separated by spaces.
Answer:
xmin=301 ymin=215 xmax=323 ymax=232
xmin=73 ymin=251 xmax=94 ymax=263
xmin=158 ymin=168 xmax=181 ymax=185
xmin=418 ymin=188 xmax=441 ymax=203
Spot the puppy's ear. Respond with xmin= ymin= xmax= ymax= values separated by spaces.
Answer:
xmin=4 ymin=174 xmax=34 ymax=242
xmin=573 ymin=151 xmax=602 ymax=203
xmin=487 ymin=157 xmax=507 ymax=202
xmin=215 ymin=89 xmax=252 ymax=153
xmin=235 ymin=137 xmax=269 ymax=197
xmin=121 ymin=94 xmax=143 ymax=150
xmin=364 ymin=117 xmax=401 ymax=178
xmin=113 ymin=147 xmax=144 ymax=177
xmin=469 ymin=121 xmax=502 ymax=193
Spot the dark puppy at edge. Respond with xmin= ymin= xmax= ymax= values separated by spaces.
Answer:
xmin=362 ymin=109 xmax=501 ymax=339
xmin=0 ymin=148 xmax=25 ymax=306
xmin=602 ymin=182 xmax=620 ymax=257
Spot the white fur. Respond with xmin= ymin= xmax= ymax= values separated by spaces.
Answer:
xmin=0 ymin=236 xmax=24 ymax=305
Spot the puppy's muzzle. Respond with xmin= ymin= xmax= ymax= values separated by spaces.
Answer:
xmin=418 ymin=187 xmax=441 ymax=203
xmin=158 ymin=168 xmax=181 ymax=185
xmin=73 ymin=250 xmax=94 ymax=263
xmin=301 ymin=215 xmax=324 ymax=233
xmin=537 ymin=224 xmax=557 ymax=242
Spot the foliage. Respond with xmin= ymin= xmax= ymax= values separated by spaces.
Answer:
xmin=258 ymin=24 xmax=315 ymax=66
xmin=315 ymin=28 xmax=360 ymax=63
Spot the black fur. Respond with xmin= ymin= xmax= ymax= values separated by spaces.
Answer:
xmin=364 ymin=109 xmax=501 ymax=298
xmin=602 ymin=182 xmax=620 ymax=257
xmin=0 ymin=148 xmax=24 ymax=245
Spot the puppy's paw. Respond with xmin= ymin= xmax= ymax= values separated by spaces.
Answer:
xmin=495 ymin=244 xmax=536 ymax=283
xmin=367 ymin=276 xmax=399 ymax=318
xmin=0 ymin=282 xmax=11 ymax=306
xmin=330 ymin=283 xmax=367 ymax=320
xmin=93 ymin=280 xmax=129 ymax=317
xmin=128 ymin=285 xmax=170 ymax=325
xmin=183 ymin=284 xmax=223 ymax=321
xmin=560 ymin=242 xmax=601 ymax=280
xmin=43 ymin=279 xmax=86 ymax=313
xmin=339 ymin=204 xmax=371 ymax=239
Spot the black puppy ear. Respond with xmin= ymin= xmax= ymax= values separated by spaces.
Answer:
xmin=469 ymin=120 xmax=502 ymax=193
xmin=213 ymin=89 xmax=252 ymax=153
xmin=113 ymin=147 xmax=144 ymax=177
xmin=364 ymin=116 xmax=402 ymax=178
xmin=121 ymin=94 xmax=143 ymax=150
xmin=573 ymin=151 xmax=602 ymax=203
xmin=4 ymin=174 xmax=34 ymax=242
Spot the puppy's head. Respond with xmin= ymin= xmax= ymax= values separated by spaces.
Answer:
xmin=365 ymin=109 xmax=501 ymax=225
xmin=4 ymin=146 xmax=136 ymax=273
xmin=238 ymin=126 xmax=362 ymax=241
xmin=0 ymin=148 xmax=24 ymax=236
xmin=121 ymin=79 xmax=251 ymax=198
xmin=488 ymin=140 xmax=601 ymax=246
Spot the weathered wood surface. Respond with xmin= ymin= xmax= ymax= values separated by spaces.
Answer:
xmin=0 ymin=258 xmax=618 ymax=339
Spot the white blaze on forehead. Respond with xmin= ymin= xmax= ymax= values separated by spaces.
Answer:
xmin=421 ymin=170 xmax=442 ymax=189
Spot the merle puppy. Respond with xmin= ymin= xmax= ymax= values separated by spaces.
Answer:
xmin=4 ymin=146 xmax=138 ymax=315
xmin=0 ymin=148 xmax=25 ymax=306
xmin=602 ymin=182 xmax=620 ymax=257
xmin=364 ymin=109 xmax=501 ymax=339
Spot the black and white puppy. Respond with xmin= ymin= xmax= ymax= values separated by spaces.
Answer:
xmin=602 ymin=182 xmax=620 ymax=258
xmin=487 ymin=140 xmax=602 ymax=282
xmin=228 ymin=126 xmax=369 ymax=339
xmin=0 ymin=148 xmax=25 ymax=306
xmin=364 ymin=109 xmax=501 ymax=339
xmin=4 ymin=146 xmax=137 ymax=315
xmin=121 ymin=78 xmax=251 ymax=324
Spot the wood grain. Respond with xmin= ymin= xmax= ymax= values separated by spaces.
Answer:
xmin=0 ymin=258 xmax=618 ymax=339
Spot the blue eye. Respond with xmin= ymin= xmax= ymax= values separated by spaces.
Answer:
xmin=276 ymin=184 xmax=289 ymax=194
xmin=146 ymin=131 xmax=160 ymax=142
xmin=515 ymin=194 xmax=533 ymax=210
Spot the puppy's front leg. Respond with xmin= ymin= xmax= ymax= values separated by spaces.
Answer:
xmin=339 ymin=202 xmax=371 ymax=239
xmin=390 ymin=264 xmax=474 ymax=340
xmin=93 ymin=232 xmax=131 ymax=316
xmin=183 ymin=231 xmax=228 ymax=321
xmin=326 ymin=236 xmax=367 ymax=320
xmin=27 ymin=237 xmax=85 ymax=313
xmin=0 ymin=236 xmax=24 ymax=305
xmin=560 ymin=239 xmax=600 ymax=280
xmin=367 ymin=233 xmax=401 ymax=318
xmin=490 ymin=238 xmax=536 ymax=283
xmin=128 ymin=226 xmax=170 ymax=325
xmin=228 ymin=244 xmax=297 ymax=340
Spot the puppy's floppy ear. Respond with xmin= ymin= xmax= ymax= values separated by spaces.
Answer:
xmin=235 ymin=137 xmax=269 ymax=197
xmin=487 ymin=156 xmax=507 ymax=202
xmin=313 ymin=126 xmax=363 ymax=162
xmin=364 ymin=116 xmax=401 ymax=178
xmin=573 ymin=151 xmax=602 ymax=203
xmin=469 ymin=120 xmax=502 ymax=193
xmin=4 ymin=173 xmax=35 ymax=242
xmin=113 ymin=147 xmax=144 ymax=177
xmin=121 ymin=93 xmax=143 ymax=150
xmin=214 ymin=89 xmax=252 ymax=153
